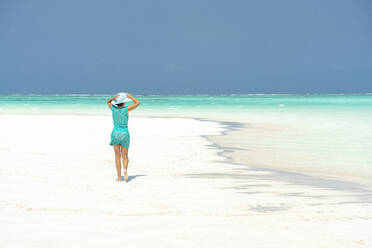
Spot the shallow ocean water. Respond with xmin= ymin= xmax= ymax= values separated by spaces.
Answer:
xmin=1 ymin=94 xmax=372 ymax=117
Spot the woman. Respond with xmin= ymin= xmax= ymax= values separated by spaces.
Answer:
xmin=107 ymin=93 xmax=141 ymax=182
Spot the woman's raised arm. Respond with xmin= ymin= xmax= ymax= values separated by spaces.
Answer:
xmin=107 ymin=94 xmax=119 ymax=109
xmin=126 ymin=93 xmax=141 ymax=112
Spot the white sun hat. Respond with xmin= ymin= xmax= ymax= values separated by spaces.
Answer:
xmin=112 ymin=92 xmax=132 ymax=105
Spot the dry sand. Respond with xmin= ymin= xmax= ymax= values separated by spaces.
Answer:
xmin=0 ymin=114 xmax=371 ymax=247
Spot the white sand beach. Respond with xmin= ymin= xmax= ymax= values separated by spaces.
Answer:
xmin=1 ymin=114 xmax=372 ymax=247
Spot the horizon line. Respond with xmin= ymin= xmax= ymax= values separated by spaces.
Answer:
xmin=1 ymin=93 xmax=372 ymax=96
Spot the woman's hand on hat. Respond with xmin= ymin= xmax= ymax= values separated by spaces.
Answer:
xmin=126 ymin=93 xmax=141 ymax=112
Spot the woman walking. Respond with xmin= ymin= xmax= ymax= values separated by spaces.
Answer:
xmin=107 ymin=93 xmax=141 ymax=181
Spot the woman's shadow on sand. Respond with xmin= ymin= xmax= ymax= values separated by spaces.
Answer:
xmin=121 ymin=174 xmax=146 ymax=182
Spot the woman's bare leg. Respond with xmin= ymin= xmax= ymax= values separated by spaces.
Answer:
xmin=121 ymin=146 xmax=129 ymax=181
xmin=113 ymin=145 xmax=122 ymax=181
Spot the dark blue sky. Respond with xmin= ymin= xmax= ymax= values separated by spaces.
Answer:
xmin=0 ymin=0 xmax=371 ymax=94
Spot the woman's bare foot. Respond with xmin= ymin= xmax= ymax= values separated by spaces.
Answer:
xmin=124 ymin=170 xmax=128 ymax=181
xmin=116 ymin=178 xmax=123 ymax=182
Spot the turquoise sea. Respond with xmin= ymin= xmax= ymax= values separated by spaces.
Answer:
xmin=1 ymin=94 xmax=372 ymax=118
xmin=1 ymin=94 xmax=372 ymax=184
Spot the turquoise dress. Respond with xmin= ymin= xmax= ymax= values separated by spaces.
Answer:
xmin=110 ymin=105 xmax=130 ymax=148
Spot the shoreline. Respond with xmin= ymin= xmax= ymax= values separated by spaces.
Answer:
xmin=203 ymin=118 xmax=372 ymax=189
xmin=2 ymin=112 xmax=371 ymax=188
xmin=1 ymin=113 xmax=369 ymax=190
xmin=190 ymin=117 xmax=372 ymax=189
